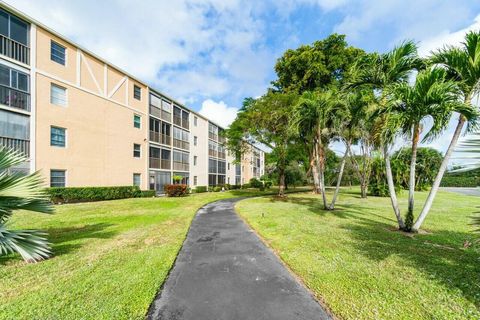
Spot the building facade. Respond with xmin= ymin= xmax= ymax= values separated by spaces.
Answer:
xmin=0 ymin=3 xmax=264 ymax=193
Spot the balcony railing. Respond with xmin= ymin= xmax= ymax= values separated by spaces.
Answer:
xmin=149 ymin=157 xmax=171 ymax=170
xmin=173 ymin=162 xmax=189 ymax=171
xmin=173 ymin=139 xmax=189 ymax=150
xmin=0 ymin=85 xmax=30 ymax=111
xmin=0 ymin=35 xmax=30 ymax=65
xmin=149 ymin=131 xmax=171 ymax=145
xmin=173 ymin=115 xmax=182 ymax=127
xmin=218 ymin=152 xmax=226 ymax=159
xmin=209 ymin=132 xmax=218 ymax=141
xmin=0 ymin=136 xmax=29 ymax=157
xmin=161 ymin=110 xmax=171 ymax=122
xmin=208 ymin=149 xmax=217 ymax=157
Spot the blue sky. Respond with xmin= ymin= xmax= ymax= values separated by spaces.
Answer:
xmin=6 ymin=0 xmax=480 ymax=157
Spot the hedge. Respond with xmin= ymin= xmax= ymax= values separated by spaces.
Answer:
xmin=195 ymin=186 xmax=208 ymax=193
xmin=46 ymin=186 xmax=153 ymax=204
xmin=440 ymin=176 xmax=480 ymax=187
xmin=164 ymin=184 xmax=188 ymax=197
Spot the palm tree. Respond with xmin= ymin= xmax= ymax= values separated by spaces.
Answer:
xmin=413 ymin=31 xmax=480 ymax=232
xmin=386 ymin=67 xmax=474 ymax=231
xmin=348 ymin=41 xmax=422 ymax=229
xmin=294 ymin=90 xmax=344 ymax=209
xmin=0 ymin=147 xmax=53 ymax=262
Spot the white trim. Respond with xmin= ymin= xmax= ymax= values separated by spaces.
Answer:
xmin=36 ymin=69 xmax=146 ymax=115
xmin=108 ymin=76 xmax=126 ymax=99
xmin=76 ymin=49 xmax=80 ymax=86
xmin=79 ymin=51 xmax=102 ymax=95
xmin=125 ymin=77 xmax=129 ymax=105
xmin=29 ymin=23 xmax=36 ymax=172
xmin=103 ymin=64 xmax=107 ymax=97
xmin=0 ymin=104 xmax=30 ymax=115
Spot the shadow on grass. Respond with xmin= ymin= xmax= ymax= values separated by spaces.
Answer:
xmin=47 ymin=223 xmax=117 ymax=255
xmin=268 ymin=193 xmax=480 ymax=308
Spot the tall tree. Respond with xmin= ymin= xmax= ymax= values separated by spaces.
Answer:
xmin=386 ymin=67 xmax=474 ymax=231
xmin=273 ymin=34 xmax=364 ymax=93
xmin=0 ymin=147 xmax=53 ymax=262
xmin=225 ymin=92 xmax=298 ymax=196
xmin=414 ymin=31 xmax=480 ymax=231
xmin=294 ymin=90 xmax=344 ymax=209
xmin=349 ymin=41 xmax=423 ymax=229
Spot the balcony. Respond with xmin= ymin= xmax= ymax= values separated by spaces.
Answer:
xmin=208 ymin=149 xmax=217 ymax=157
xmin=0 ymin=136 xmax=29 ymax=157
xmin=0 ymin=34 xmax=30 ymax=65
xmin=218 ymin=151 xmax=226 ymax=159
xmin=209 ymin=132 xmax=218 ymax=141
xmin=149 ymin=131 xmax=171 ymax=146
xmin=173 ymin=162 xmax=189 ymax=171
xmin=0 ymin=85 xmax=30 ymax=112
xmin=182 ymin=119 xmax=189 ymax=130
xmin=173 ymin=139 xmax=189 ymax=150
xmin=149 ymin=157 xmax=171 ymax=170
xmin=173 ymin=115 xmax=182 ymax=127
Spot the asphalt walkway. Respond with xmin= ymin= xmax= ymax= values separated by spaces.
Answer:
xmin=147 ymin=198 xmax=331 ymax=320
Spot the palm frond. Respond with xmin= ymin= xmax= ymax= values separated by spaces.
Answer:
xmin=0 ymin=226 xmax=51 ymax=262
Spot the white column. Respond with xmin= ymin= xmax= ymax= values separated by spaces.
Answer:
xmin=29 ymin=23 xmax=37 ymax=173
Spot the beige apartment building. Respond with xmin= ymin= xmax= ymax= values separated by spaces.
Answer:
xmin=0 ymin=2 xmax=264 ymax=193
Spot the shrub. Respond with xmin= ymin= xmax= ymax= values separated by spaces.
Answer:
xmin=230 ymin=184 xmax=241 ymax=190
xmin=249 ymin=178 xmax=263 ymax=188
xmin=213 ymin=186 xmax=222 ymax=192
xmin=164 ymin=184 xmax=188 ymax=197
xmin=195 ymin=186 xmax=208 ymax=193
xmin=369 ymin=157 xmax=402 ymax=197
xmin=241 ymin=183 xmax=250 ymax=189
xmin=47 ymin=186 xmax=142 ymax=204
xmin=263 ymin=180 xmax=273 ymax=188
xmin=139 ymin=190 xmax=156 ymax=198
xmin=440 ymin=176 xmax=480 ymax=187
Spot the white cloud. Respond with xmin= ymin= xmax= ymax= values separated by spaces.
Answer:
xmin=198 ymin=99 xmax=239 ymax=128
xmin=419 ymin=14 xmax=480 ymax=56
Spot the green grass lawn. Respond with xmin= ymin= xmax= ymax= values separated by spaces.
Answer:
xmin=236 ymin=188 xmax=480 ymax=320
xmin=0 ymin=188 xmax=289 ymax=320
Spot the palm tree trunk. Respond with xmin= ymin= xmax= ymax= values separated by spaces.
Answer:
xmin=384 ymin=144 xmax=406 ymax=230
xmin=329 ymin=142 xmax=350 ymax=210
xmin=413 ymin=115 xmax=466 ymax=231
xmin=405 ymin=124 xmax=420 ymax=231
xmin=310 ymin=154 xmax=320 ymax=194
xmin=316 ymin=144 xmax=328 ymax=209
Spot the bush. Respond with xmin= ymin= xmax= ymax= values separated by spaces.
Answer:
xmin=249 ymin=178 xmax=263 ymax=188
xmin=241 ymin=183 xmax=250 ymax=189
xmin=230 ymin=184 xmax=241 ymax=190
xmin=195 ymin=186 xmax=208 ymax=193
xmin=213 ymin=186 xmax=222 ymax=192
xmin=164 ymin=184 xmax=188 ymax=197
xmin=263 ymin=180 xmax=273 ymax=188
xmin=440 ymin=176 xmax=480 ymax=187
xmin=369 ymin=157 xmax=402 ymax=197
xmin=47 ymin=186 xmax=142 ymax=204
xmin=139 ymin=190 xmax=156 ymax=197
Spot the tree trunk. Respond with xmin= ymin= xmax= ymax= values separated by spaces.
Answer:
xmin=310 ymin=156 xmax=320 ymax=194
xmin=278 ymin=168 xmax=286 ymax=197
xmin=329 ymin=143 xmax=349 ymax=210
xmin=384 ymin=144 xmax=406 ymax=230
xmin=348 ymin=147 xmax=367 ymax=198
xmin=405 ymin=124 xmax=420 ymax=231
xmin=413 ymin=115 xmax=466 ymax=231
xmin=316 ymin=144 xmax=328 ymax=209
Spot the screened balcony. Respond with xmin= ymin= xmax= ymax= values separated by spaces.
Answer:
xmin=0 ymin=85 xmax=30 ymax=111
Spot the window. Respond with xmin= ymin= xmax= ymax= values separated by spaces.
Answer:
xmin=218 ymin=161 xmax=226 ymax=174
xmin=0 ymin=9 xmax=29 ymax=46
xmin=50 ymin=126 xmax=66 ymax=147
xmin=209 ymin=158 xmax=217 ymax=174
xmin=194 ymin=176 xmax=198 ymax=186
xmin=133 ymin=114 xmax=141 ymax=128
xmin=0 ymin=109 xmax=29 ymax=140
xmin=194 ymin=155 xmax=197 ymax=166
xmin=50 ymin=83 xmax=67 ymax=106
xmin=194 ymin=136 xmax=197 ymax=146
xmin=51 ymin=40 xmax=66 ymax=65
xmin=133 ymin=143 xmax=141 ymax=158
xmin=194 ymin=116 xmax=198 ymax=126
xmin=134 ymin=85 xmax=141 ymax=100
xmin=50 ymin=170 xmax=66 ymax=187
xmin=133 ymin=173 xmax=141 ymax=186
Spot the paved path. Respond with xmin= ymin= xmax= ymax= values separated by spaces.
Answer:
xmin=147 ymin=198 xmax=331 ymax=320
xmin=441 ymin=187 xmax=480 ymax=196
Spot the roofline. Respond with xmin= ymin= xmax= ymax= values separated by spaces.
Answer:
xmin=0 ymin=1 xmax=231 ymax=130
